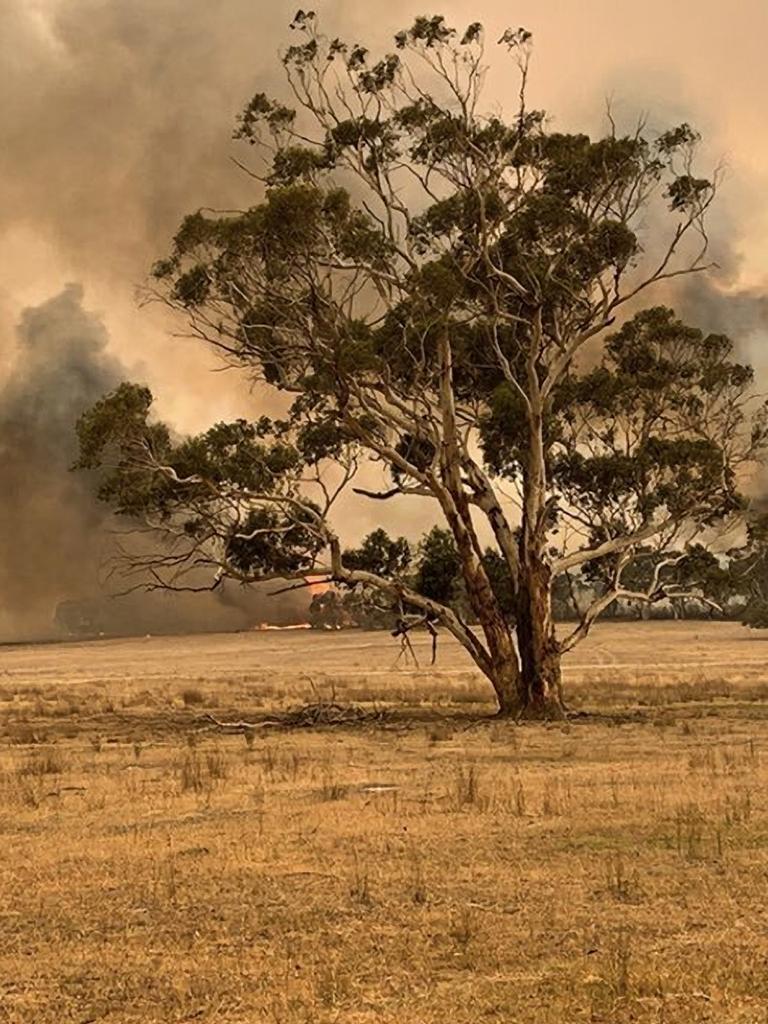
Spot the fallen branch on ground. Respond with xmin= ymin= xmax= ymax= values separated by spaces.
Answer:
xmin=201 ymin=700 xmax=388 ymax=732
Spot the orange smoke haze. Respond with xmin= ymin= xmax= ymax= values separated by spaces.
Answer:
xmin=2 ymin=1 xmax=767 ymax=411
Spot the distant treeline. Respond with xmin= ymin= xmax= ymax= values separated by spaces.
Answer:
xmin=308 ymin=525 xmax=768 ymax=631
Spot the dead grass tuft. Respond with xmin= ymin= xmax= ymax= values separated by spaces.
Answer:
xmin=17 ymin=744 xmax=67 ymax=776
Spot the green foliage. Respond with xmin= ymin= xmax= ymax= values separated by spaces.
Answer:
xmin=74 ymin=383 xmax=176 ymax=516
xmin=227 ymin=506 xmax=323 ymax=576
xmin=481 ymin=549 xmax=516 ymax=619
xmin=727 ymin=513 xmax=768 ymax=627
xmin=337 ymin=526 xmax=518 ymax=622
xmin=483 ymin=307 xmax=764 ymax=539
xmin=583 ymin=544 xmax=731 ymax=612
xmin=343 ymin=528 xmax=411 ymax=577
xmin=414 ymin=527 xmax=463 ymax=606
xmin=74 ymin=384 xmax=325 ymax=581
xmin=412 ymin=529 xmax=516 ymax=619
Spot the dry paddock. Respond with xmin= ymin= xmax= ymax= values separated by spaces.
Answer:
xmin=1 ymin=621 xmax=768 ymax=1022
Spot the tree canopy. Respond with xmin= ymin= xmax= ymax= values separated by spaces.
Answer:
xmin=76 ymin=13 xmax=768 ymax=716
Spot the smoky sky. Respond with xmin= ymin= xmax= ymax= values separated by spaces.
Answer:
xmin=2 ymin=0 xmax=766 ymax=383
xmin=0 ymin=284 xmax=308 ymax=639
xmin=0 ymin=285 xmax=124 ymax=637
xmin=1 ymin=1 xmax=767 ymax=636
xmin=3 ymin=2 xmax=765 ymax=314
xmin=0 ymin=1 xmax=393 ymax=290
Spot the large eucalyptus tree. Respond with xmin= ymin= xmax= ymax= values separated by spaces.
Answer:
xmin=76 ymin=14 xmax=767 ymax=716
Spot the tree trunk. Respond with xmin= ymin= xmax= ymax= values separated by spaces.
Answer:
xmin=515 ymin=556 xmax=565 ymax=719
xmin=464 ymin=569 xmax=523 ymax=715
xmin=434 ymin=329 xmax=523 ymax=717
xmin=515 ymin=347 xmax=565 ymax=720
xmin=490 ymin=653 xmax=522 ymax=716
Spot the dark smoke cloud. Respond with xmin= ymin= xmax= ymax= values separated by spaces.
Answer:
xmin=0 ymin=1 xmax=404 ymax=438
xmin=676 ymin=273 xmax=768 ymax=371
xmin=0 ymin=1 xmax=377 ymax=639
xmin=0 ymin=285 xmax=124 ymax=637
xmin=577 ymin=61 xmax=768 ymax=391
xmin=677 ymin=269 xmax=768 ymax=502
xmin=0 ymin=0 xmax=390 ymax=284
xmin=0 ymin=285 xmax=308 ymax=639
xmin=0 ymin=1 xmax=271 ymax=273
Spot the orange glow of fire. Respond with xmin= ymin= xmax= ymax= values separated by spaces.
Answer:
xmin=304 ymin=576 xmax=332 ymax=596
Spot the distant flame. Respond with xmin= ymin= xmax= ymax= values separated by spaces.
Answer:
xmin=305 ymin=576 xmax=332 ymax=596
xmin=256 ymin=622 xmax=311 ymax=631
xmin=254 ymin=576 xmax=331 ymax=631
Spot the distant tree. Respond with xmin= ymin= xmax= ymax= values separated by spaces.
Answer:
xmin=413 ymin=526 xmax=516 ymax=620
xmin=671 ymin=546 xmax=734 ymax=618
xmin=339 ymin=526 xmax=517 ymax=628
xmin=551 ymin=570 xmax=588 ymax=622
xmin=340 ymin=586 xmax=399 ymax=630
xmin=413 ymin=526 xmax=464 ymax=609
xmin=727 ymin=514 xmax=768 ymax=627
xmin=308 ymin=589 xmax=347 ymax=629
xmin=481 ymin=548 xmax=517 ymax=620
xmin=583 ymin=543 xmax=730 ymax=621
xmin=343 ymin=527 xmax=411 ymax=578
xmin=75 ymin=13 xmax=767 ymax=716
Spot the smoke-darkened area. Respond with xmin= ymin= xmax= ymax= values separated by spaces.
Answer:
xmin=0 ymin=0 xmax=385 ymax=281
xmin=0 ymin=285 xmax=123 ymax=638
xmin=0 ymin=1 xmax=363 ymax=639
xmin=0 ymin=285 xmax=309 ymax=639
xmin=677 ymin=275 xmax=768 ymax=372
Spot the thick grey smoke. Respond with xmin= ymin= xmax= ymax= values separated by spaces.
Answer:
xmin=0 ymin=1 xmax=376 ymax=639
xmin=677 ymin=269 xmax=768 ymax=503
xmin=0 ymin=286 xmax=309 ymax=639
xmin=0 ymin=1 xmax=390 ymax=283
xmin=0 ymin=285 xmax=124 ymax=637
xmin=677 ymin=273 xmax=768 ymax=372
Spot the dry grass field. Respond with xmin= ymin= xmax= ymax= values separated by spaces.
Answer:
xmin=2 ymin=621 xmax=768 ymax=1022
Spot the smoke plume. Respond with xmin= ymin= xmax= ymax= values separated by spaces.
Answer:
xmin=0 ymin=285 xmax=309 ymax=639
xmin=677 ymin=274 xmax=768 ymax=373
xmin=0 ymin=285 xmax=124 ymax=637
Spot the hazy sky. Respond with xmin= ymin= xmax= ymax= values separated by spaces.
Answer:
xmin=2 ymin=1 xmax=767 ymax=415
xmin=0 ymin=0 xmax=766 ymax=524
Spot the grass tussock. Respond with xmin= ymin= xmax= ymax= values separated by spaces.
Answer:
xmin=177 ymin=744 xmax=228 ymax=794
xmin=17 ymin=744 xmax=67 ymax=776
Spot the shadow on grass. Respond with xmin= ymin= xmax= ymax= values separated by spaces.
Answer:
xmin=5 ymin=690 xmax=768 ymax=749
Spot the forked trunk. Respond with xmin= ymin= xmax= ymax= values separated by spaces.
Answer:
xmin=514 ymin=376 xmax=565 ymax=719
xmin=434 ymin=329 xmax=524 ymax=718
xmin=515 ymin=557 xmax=565 ymax=719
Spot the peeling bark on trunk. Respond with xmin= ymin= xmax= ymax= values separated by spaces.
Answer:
xmin=436 ymin=329 xmax=523 ymax=716
xmin=454 ymin=529 xmax=523 ymax=715
xmin=511 ymin=345 xmax=566 ymax=721
xmin=512 ymin=537 xmax=563 ymax=706
xmin=490 ymin=654 xmax=522 ymax=717
xmin=515 ymin=559 xmax=564 ymax=719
